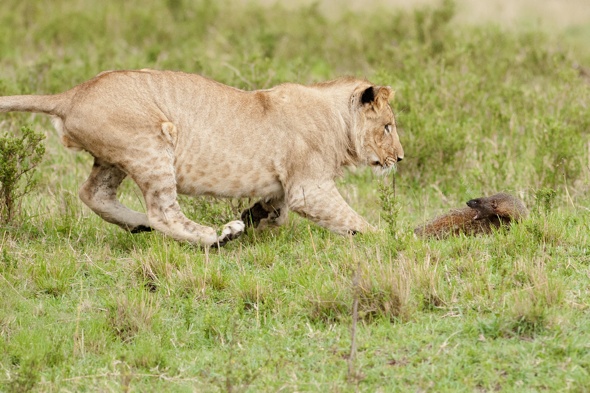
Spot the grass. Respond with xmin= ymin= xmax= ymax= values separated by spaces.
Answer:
xmin=1 ymin=0 xmax=590 ymax=391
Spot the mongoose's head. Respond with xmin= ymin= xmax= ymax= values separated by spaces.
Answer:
xmin=466 ymin=193 xmax=528 ymax=221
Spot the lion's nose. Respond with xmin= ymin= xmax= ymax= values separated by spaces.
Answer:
xmin=397 ymin=156 xmax=403 ymax=162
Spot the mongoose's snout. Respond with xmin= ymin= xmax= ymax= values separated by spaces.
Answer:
xmin=466 ymin=198 xmax=483 ymax=219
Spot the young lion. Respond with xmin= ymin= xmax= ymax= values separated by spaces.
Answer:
xmin=0 ymin=70 xmax=404 ymax=246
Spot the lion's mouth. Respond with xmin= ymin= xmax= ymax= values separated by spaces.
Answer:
xmin=368 ymin=154 xmax=383 ymax=167
xmin=370 ymin=157 xmax=397 ymax=175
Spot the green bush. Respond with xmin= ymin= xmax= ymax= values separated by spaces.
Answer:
xmin=0 ymin=125 xmax=45 ymax=224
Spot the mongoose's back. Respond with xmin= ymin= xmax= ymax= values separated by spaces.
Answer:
xmin=415 ymin=193 xmax=528 ymax=239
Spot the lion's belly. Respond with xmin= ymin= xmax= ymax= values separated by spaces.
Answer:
xmin=172 ymin=127 xmax=285 ymax=199
xmin=175 ymin=166 xmax=283 ymax=199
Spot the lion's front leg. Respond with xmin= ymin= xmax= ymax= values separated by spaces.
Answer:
xmin=286 ymin=180 xmax=374 ymax=235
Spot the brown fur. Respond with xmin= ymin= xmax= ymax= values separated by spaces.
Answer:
xmin=414 ymin=193 xmax=528 ymax=239
xmin=0 ymin=69 xmax=404 ymax=246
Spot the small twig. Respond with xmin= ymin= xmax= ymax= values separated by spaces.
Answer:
xmin=40 ymin=372 xmax=204 ymax=384
xmin=256 ymin=283 xmax=260 ymax=329
xmin=307 ymin=225 xmax=320 ymax=266
xmin=73 ymin=278 xmax=85 ymax=358
xmin=348 ymin=269 xmax=360 ymax=380
xmin=0 ymin=271 xmax=26 ymax=301
xmin=222 ymin=63 xmax=254 ymax=90
xmin=347 ymin=236 xmax=361 ymax=384
xmin=435 ymin=330 xmax=461 ymax=356
xmin=563 ymin=169 xmax=575 ymax=208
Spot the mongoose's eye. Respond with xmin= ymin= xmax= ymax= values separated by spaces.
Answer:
xmin=384 ymin=124 xmax=392 ymax=134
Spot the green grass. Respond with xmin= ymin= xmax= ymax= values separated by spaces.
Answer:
xmin=1 ymin=0 xmax=590 ymax=391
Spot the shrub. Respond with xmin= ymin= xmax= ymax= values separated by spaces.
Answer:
xmin=0 ymin=125 xmax=45 ymax=224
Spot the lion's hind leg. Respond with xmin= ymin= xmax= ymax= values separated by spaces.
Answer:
xmin=79 ymin=158 xmax=152 ymax=233
xmin=121 ymin=150 xmax=244 ymax=247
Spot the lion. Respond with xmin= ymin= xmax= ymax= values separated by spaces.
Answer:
xmin=0 ymin=70 xmax=404 ymax=246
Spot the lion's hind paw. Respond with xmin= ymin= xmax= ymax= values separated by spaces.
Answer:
xmin=213 ymin=220 xmax=245 ymax=247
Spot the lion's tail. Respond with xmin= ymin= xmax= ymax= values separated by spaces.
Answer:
xmin=0 ymin=94 xmax=67 ymax=117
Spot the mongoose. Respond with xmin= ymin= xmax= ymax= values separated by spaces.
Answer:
xmin=414 ymin=193 xmax=528 ymax=239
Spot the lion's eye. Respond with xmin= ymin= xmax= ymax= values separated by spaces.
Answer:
xmin=384 ymin=124 xmax=392 ymax=134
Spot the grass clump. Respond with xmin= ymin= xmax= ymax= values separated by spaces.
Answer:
xmin=106 ymin=292 xmax=159 ymax=343
xmin=356 ymin=260 xmax=412 ymax=323
xmin=308 ymin=285 xmax=350 ymax=325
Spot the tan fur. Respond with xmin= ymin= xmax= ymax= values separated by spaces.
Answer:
xmin=414 ymin=193 xmax=528 ymax=239
xmin=0 ymin=70 xmax=404 ymax=246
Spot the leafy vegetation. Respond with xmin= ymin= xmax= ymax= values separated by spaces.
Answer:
xmin=1 ymin=0 xmax=589 ymax=391
xmin=0 ymin=126 xmax=45 ymax=224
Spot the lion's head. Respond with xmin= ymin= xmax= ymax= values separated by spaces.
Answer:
xmin=353 ymin=84 xmax=404 ymax=175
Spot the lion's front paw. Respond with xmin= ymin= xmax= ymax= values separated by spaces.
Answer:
xmin=241 ymin=202 xmax=269 ymax=228
xmin=214 ymin=220 xmax=245 ymax=247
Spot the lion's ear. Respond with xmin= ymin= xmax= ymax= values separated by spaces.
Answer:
xmin=382 ymin=86 xmax=394 ymax=101
xmin=360 ymin=86 xmax=393 ymax=110
xmin=375 ymin=86 xmax=393 ymax=109
xmin=360 ymin=86 xmax=375 ymax=105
